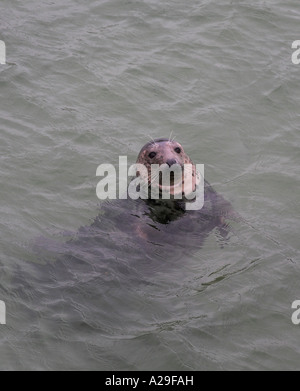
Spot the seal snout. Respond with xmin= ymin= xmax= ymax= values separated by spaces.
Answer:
xmin=166 ymin=158 xmax=178 ymax=167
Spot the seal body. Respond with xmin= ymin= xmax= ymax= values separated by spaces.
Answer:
xmin=33 ymin=138 xmax=238 ymax=267
xmin=125 ymin=138 xmax=238 ymax=244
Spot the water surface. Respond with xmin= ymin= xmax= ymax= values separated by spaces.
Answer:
xmin=0 ymin=0 xmax=300 ymax=370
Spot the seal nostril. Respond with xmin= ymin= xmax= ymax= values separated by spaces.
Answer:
xmin=166 ymin=159 xmax=177 ymax=167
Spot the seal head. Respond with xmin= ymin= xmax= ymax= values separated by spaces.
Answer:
xmin=136 ymin=138 xmax=199 ymax=198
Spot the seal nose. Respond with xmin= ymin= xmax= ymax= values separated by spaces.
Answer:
xmin=166 ymin=158 xmax=177 ymax=167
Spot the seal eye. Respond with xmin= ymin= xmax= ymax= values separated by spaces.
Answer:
xmin=175 ymin=147 xmax=181 ymax=154
xmin=149 ymin=152 xmax=157 ymax=159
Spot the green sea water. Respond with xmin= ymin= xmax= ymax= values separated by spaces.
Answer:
xmin=0 ymin=0 xmax=300 ymax=370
